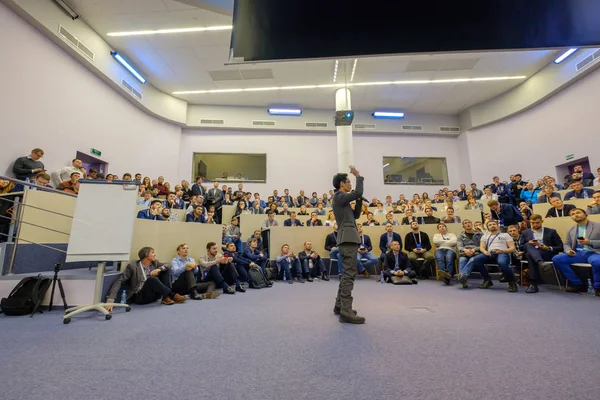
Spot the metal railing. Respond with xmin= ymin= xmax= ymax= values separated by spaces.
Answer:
xmin=0 ymin=175 xmax=77 ymax=274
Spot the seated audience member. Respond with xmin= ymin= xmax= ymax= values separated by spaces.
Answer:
xmin=324 ymin=210 xmax=336 ymax=226
xmin=137 ymin=191 xmax=153 ymax=206
xmin=369 ymin=197 xmax=379 ymax=207
xmin=390 ymin=203 xmax=402 ymax=214
xmin=284 ymin=211 xmax=304 ymax=226
xmin=153 ymin=176 xmax=169 ymax=196
xmin=471 ymin=220 xmax=518 ymax=292
xmin=234 ymin=200 xmax=248 ymax=218
xmin=232 ymin=184 xmax=244 ymax=201
xmin=432 ymin=194 xmax=444 ymax=204
xmin=552 ymin=208 xmax=600 ymax=295
xmin=506 ymin=225 xmax=526 ymax=274
xmin=456 ymin=220 xmax=484 ymax=288
xmin=379 ymin=223 xmax=402 ymax=261
xmin=315 ymin=202 xmax=326 ymax=216
xmin=261 ymin=211 xmax=279 ymax=229
xmin=186 ymin=196 xmax=200 ymax=213
xmin=474 ymin=221 xmax=485 ymax=233
xmin=268 ymin=203 xmax=279 ymax=215
xmin=537 ymin=185 xmax=561 ymax=203
xmin=544 ymin=176 xmax=563 ymax=191
xmin=325 ymin=222 xmax=342 ymax=275
xmin=404 ymin=222 xmax=435 ymax=278
xmin=418 ymin=207 xmax=441 ymax=225
xmin=297 ymin=205 xmax=309 ymax=216
xmin=397 ymin=194 xmax=407 ymax=205
xmin=205 ymin=209 xmax=217 ymax=224
xmin=281 ymin=188 xmax=294 ymax=207
xmin=279 ymin=203 xmax=291 ymax=216
xmin=381 ymin=195 xmax=392 ymax=207
xmin=464 ymin=196 xmax=483 ymax=211
xmin=0 ymin=179 xmax=18 ymax=194
xmin=191 ymin=176 xmax=205 ymax=197
xmin=224 ymin=217 xmax=243 ymax=251
xmin=423 ymin=200 xmax=438 ymax=212
xmin=122 ymin=173 xmax=132 ymax=181
xmin=30 ymin=172 xmax=52 ymax=189
xmin=545 ymin=197 xmax=576 ymax=219
xmin=160 ymin=208 xmax=172 ymax=221
xmin=174 ymin=191 xmax=186 ymax=209
xmin=51 ymin=158 xmax=82 ymax=187
xmin=170 ymin=244 xmax=220 ymax=300
xmin=362 ymin=212 xmax=380 ymax=226
xmin=321 ymin=193 xmax=330 ymax=207
xmin=441 ymin=207 xmax=461 ymax=224
xmin=519 ymin=201 xmax=533 ymax=221
xmin=199 ymin=242 xmax=238 ymax=294
xmin=306 ymin=211 xmax=323 ymax=226
xmin=299 ymin=241 xmax=329 ymax=281
xmin=163 ymin=192 xmax=182 ymax=209
xmin=181 ymin=180 xmax=192 ymax=201
xmin=457 ymin=184 xmax=468 ymax=201
xmin=520 ymin=182 xmax=541 ymax=205
xmin=565 ymin=181 xmax=595 ymax=200
xmin=253 ymin=193 xmax=267 ymax=208
xmin=569 ymin=164 xmax=596 ymax=187
xmin=242 ymin=238 xmax=271 ymax=281
xmin=186 ymin=205 xmax=207 ymax=223
xmin=105 ymin=247 xmax=186 ymax=308
xmin=383 ymin=241 xmax=417 ymax=284
xmin=443 ymin=199 xmax=454 ymax=212
xmin=246 ymin=230 xmax=265 ymax=251
xmin=271 ymin=189 xmax=280 ymax=202
xmin=137 ymin=200 xmax=164 ymax=221
xmin=222 ymin=243 xmax=250 ymax=291
xmin=276 ymin=244 xmax=304 ymax=283
xmin=355 ymin=225 xmax=377 ymax=277
xmin=385 ymin=212 xmax=399 ymax=226
xmin=470 ymin=183 xmax=484 ymax=199
xmin=587 ymin=191 xmax=600 ymax=215
xmin=519 ymin=215 xmax=564 ymax=293
xmin=434 ymin=223 xmax=458 ymax=285
xmin=594 ymin=169 xmax=600 ymax=186
xmin=374 ymin=203 xmax=387 ymax=215
xmin=491 ymin=176 xmax=509 ymax=203
xmin=106 ymin=174 xmax=114 ymax=182
xmin=480 ymin=187 xmax=498 ymax=202
xmin=59 ymin=171 xmax=81 ymax=193
xmin=250 ymin=200 xmax=265 ymax=214
xmin=296 ymin=190 xmax=308 ymax=207
xmin=402 ymin=210 xmax=418 ymax=225
xmin=487 ymin=200 xmax=524 ymax=227
xmin=309 ymin=192 xmax=319 ymax=207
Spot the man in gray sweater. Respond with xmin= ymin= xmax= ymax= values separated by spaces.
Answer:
xmin=456 ymin=219 xmax=484 ymax=288
xmin=331 ymin=166 xmax=365 ymax=324
xmin=12 ymin=148 xmax=45 ymax=180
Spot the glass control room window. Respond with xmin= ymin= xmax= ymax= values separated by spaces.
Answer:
xmin=383 ymin=157 xmax=448 ymax=185
xmin=192 ymin=153 xmax=267 ymax=183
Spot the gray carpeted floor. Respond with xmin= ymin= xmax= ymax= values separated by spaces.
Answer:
xmin=1 ymin=278 xmax=599 ymax=400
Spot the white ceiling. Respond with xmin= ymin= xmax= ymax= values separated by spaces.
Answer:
xmin=69 ymin=0 xmax=558 ymax=114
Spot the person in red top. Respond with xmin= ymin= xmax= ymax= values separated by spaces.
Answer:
xmin=153 ymin=176 xmax=169 ymax=196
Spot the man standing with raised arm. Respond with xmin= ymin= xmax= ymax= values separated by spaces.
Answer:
xmin=332 ymin=167 xmax=365 ymax=324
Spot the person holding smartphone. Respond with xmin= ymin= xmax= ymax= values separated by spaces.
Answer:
xmin=551 ymin=208 xmax=600 ymax=295
xmin=470 ymin=220 xmax=518 ymax=292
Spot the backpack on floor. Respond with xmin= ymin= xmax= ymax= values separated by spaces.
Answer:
xmin=0 ymin=275 xmax=52 ymax=316
xmin=248 ymin=266 xmax=269 ymax=289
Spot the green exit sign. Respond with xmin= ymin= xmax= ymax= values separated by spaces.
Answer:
xmin=565 ymin=153 xmax=574 ymax=161
xmin=91 ymin=148 xmax=102 ymax=157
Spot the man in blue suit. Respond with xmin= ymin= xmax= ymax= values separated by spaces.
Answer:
xmin=283 ymin=211 xmax=304 ymax=226
xmin=137 ymin=200 xmax=164 ymax=221
xmin=520 ymin=214 xmax=563 ymax=293
xmin=487 ymin=200 xmax=523 ymax=228
xmin=379 ymin=223 xmax=402 ymax=261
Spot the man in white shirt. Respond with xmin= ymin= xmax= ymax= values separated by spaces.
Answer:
xmin=470 ymin=220 xmax=518 ymax=292
xmin=137 ymin=191 xmax=153 ymax=206
xmin=480 ymin=187 xmax=498 ymax=202
xmin=51 ymin=158 xmax=83 ymax=187
xmin=170 ymin=244 xmax=221 ymax=299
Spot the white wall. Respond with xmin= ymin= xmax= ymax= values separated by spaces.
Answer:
xmin=0 ymin=3 xmax=182 ymax=182
xmin=179 ymin=130 xmax=466 ymax=199
xmin=466 ymin=67 xmax=600 ymax=185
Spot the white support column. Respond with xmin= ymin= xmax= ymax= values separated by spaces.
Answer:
xmin=335 ymin=88 xmax=354 ymax=173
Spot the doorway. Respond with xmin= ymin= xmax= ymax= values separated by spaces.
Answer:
xmin=76 ymin=151 xmax=108 ymax=177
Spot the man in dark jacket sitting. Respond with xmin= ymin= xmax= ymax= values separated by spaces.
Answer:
xmin=383 ymin=241 xmax=417 ymax=284
xmin=487 ymin=200 xmax=523 ymax=229
xmin=379 ymin=223 xmax=402 ymax=261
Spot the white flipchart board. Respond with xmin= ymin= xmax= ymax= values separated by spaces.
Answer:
xmin=66 ymin=181 xmax=139 ymax=262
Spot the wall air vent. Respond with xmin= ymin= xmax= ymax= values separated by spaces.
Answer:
xmin=252 ymin=120 xmax=276 ymax=126
xmin=576 ymin=49 xmax=600 ymax=72
xmin=305 ymin=122 xmax=329 ymax=128
xmin=58 ymin=25 xmax=95 ymax=61
xmin=121 ymin=79 xmax=142 ymax=100
xmin=402 ymin=125 xmax=423 ymax=131
xmin=200 ymin=119 xmax=224 ymax=125
xmin=440 ymin=126 xmax=461 ymax=133
xmin=353 ymin=123 xmax=376 ymax=130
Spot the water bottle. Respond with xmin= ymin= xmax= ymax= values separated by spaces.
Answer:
xmin=24 ymin=177 xmax=30 ymax=190
xmin=120 ymin=290 xmax=127 ymax=304
xmin=283 ymin=271 xmax=287 ymax=282
xmin=587 ymin=279 xmax=595 ymax=296
xmin=380 ymin=271 xmax=384 ymax=284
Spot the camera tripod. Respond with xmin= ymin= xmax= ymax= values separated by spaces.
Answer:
xmin=47 ymin=263 xmax=68 ymax=312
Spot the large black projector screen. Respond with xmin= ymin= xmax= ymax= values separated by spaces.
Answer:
xmin=230 ymin=0 xmax=600 ymax=62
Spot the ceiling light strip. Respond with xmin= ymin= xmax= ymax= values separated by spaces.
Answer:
xmin=350 ymin=59 xmax=358 ymax=81
xmin=172 ymin=75 xmax=527 ymax=95
xmin=333 ymin=60 xmax=339 ymax=83
xmin=107 ymin=25 xmax=232 ymax=37
xmin=554 ymin=48 xmax=578 ymax=64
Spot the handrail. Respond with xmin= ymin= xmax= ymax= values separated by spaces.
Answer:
xmin=0 ymin=175 xmax=77 ymax=197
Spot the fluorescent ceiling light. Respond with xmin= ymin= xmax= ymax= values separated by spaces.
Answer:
xmin=51 ymin=0 xmax=79 ymax=20
xmin=268 ymin=108 xmax=302 ymax=116
xmin=383 ymin=163 xmax=390 ymax=168
xmin=107 ymin=25 xmax=232 ymax=37
xmin=350 ymin=59 xmax=358 ymax=82
xmin=110 ymin=51 xmax=146 ymax=84
xmin=333 ymin=60 xmax=339 ymax=83
xmin=373 ymin=111 xmax=405 ymax=119
xmin=554 ymin=48 xmax=578 ymax=64
xmin=173 ymin=75 xmax=527 ymax=95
